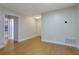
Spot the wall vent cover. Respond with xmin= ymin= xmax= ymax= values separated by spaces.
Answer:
xmin=65 ymin=39 xmax=76 ymax=44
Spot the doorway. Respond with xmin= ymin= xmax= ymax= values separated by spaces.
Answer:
xmin=4 ymin=15 xmax=18 ymax=46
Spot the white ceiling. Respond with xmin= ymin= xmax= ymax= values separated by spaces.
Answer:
xmin=0 ymin=3 xmax=77 ymax=16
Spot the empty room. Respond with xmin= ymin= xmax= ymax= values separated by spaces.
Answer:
xmin=0 ymin=3 xmax=79 ymax=55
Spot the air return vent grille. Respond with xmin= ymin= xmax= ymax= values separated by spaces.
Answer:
xmin=65 ymin=39 xmax=76 ymax=44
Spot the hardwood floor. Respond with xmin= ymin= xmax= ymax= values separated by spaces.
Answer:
xmin=0 ymin=37 xmax=79 ymax=55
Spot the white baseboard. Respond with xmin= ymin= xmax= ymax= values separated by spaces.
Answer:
xmin=18 ymin=35 xmax=37 ymax=42
xmin=42 ymin=39 xmax=77 ymax=48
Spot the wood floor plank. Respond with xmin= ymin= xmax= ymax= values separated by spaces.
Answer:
xmin=0 ymin=37 xmax=79 ymax=55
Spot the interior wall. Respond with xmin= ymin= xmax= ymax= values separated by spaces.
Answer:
xmin=36 ymin=19 xmax=41 ymax=36
xmin=41 ymin=6 xmax=78 ymax=47
xmin=0 ymin=5 xmax=20 ymax=48
xmin=0 ymin=5 xmax=37 ymax=47
xmin=77 ymin=5 xmax=79 ymax=48
xmin=14 ymin=17 xmax=18 ymax=41
xmin=18 ymin=16 xmax=37 ymax=42
xmin=0 ymin=7 xmax=4 ymax=48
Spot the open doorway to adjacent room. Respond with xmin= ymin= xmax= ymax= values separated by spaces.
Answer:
xmin=4 ymin=15 xmax=18 ymax=46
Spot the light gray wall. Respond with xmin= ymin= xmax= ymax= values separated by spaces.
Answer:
xmin=14 ymin=17 xmax=18 ymax=41
xmin=77 ymin=5 xmax=79 ymax=48
xmin=0 ymin=7 xmax=4 ymax=48
xmin=18 ymin=16 xmax=37 ymax=42
xmin=36 ymin=19 xmax=41 ymax=36
xmin=41 ymin=6 xmax=78 ymax=47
